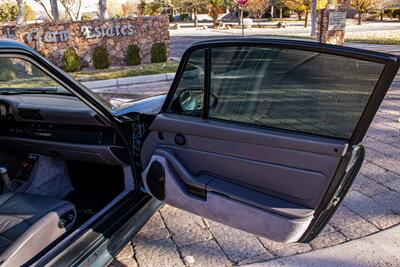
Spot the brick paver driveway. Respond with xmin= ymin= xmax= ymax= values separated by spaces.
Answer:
xmin=112 ymin=43 xmax=400 ymax=266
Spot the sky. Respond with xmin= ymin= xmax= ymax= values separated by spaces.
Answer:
xmin=25 ymin=0 xmax=134 ymax=13
xmin=26 ymin=0 xmax=98 ymax=13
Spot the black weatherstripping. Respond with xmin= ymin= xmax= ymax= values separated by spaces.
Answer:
xmin=300 ymin=145 xmax=365 ymax=242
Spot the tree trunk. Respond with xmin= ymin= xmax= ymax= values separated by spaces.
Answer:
xmin=380 ymin=11 xmax=383 ymax=21
xmin=311 ymin=0 xmax=317 ymax=36
xmin=16 ymin=0 xmax=25 ymax=25
xmin=271 ymin=5 xmax=274 ymax=19
xmin=194 ymin=9 xmax=198 ymax=27
xmin=99 ymin=0 xmax=108 ymax=20
xmin=304 ymin=11 xmax=309 ymax=28
xmin=358 ymin=11 xmax=362 ymax=25
xmin=279 ymin=6 xmax=282 ymax=19
xmin=50 ymin=0 xmax=59 ymax=21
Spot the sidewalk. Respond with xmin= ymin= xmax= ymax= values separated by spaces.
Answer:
xmin=247 ymin=225 xmax=400 ymax=267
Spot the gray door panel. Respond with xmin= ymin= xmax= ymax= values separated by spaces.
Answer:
xmin=140 ymin=40 xmax=399 ymax=243
xmin=141 ymin=114 xmax=347 ymax=209
xmin=142 ymin=154 xmax=313 ymax=243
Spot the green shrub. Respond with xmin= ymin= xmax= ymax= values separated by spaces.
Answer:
xmin=385 ymin=8 xmax=400 ymax=19
xmin=92 ymin=45 xmax=109 ymax=69
xmin=282 ymin=7 xmax=291 ymax=18
xmin=0 ymin=57 xmax=13 ymax=69
xmin=0 ymin=58 xmax=16 ymax=81
xmin=151 ymin=42 xmax=167 ymax=63
xmin=81 ymin=14 xmax=92 ymax=21
xmin=125 ymin=44 xmax=141 ymax=66
xmin=31 ymin=65 xmax=43 ymax=76
xmin=62 ymin=47 xmax=82 ymax=72
xmin=0 ymin=69 xmax=16 ymax=81
xmin=393 ymin=9 xmax=400 ymax=20
xmin=180 ymin=13 xmax=189 ymax=21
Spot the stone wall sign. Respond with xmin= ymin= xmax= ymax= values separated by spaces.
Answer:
xmin=317 ymin=9 xmax=347 ymax=45
xmin=0 ymin=16 xmax=170 ymax=67
xmin=328 ymin=11 xmax=347 ymax=31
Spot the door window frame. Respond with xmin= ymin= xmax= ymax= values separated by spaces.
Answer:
xmin=161 ymin=39 xmax=400 ymax=146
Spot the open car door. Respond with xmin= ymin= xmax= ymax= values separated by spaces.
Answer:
xmin=140 ymin=39 xmax=400 ymax=243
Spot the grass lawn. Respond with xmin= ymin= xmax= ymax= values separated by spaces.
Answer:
xmin=71 ymin=61 xmax=179 ymax=82
xmin=0 ymin=61 xmax=179 ymax=89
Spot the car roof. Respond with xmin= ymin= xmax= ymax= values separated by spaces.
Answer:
xmin=0 ymin=39 xmax=34 ymax=50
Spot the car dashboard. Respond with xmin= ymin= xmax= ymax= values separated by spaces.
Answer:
xmin=0 ymin=94 xmax=128 ymax=165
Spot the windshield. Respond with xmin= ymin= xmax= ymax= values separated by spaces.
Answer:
xmin=0 ymin=57 xmax=72 ymax=95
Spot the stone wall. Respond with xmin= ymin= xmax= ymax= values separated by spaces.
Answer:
xmin=0 ymin=16 xmax=170 ymax=67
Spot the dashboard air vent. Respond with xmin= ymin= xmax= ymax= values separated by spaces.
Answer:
xmin=18 ymin=108 xmax=43 ymax=120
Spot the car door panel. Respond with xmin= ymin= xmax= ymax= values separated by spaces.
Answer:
xmin=141 ymin=114 xmax=347 ymax=208
xmin=143 ymin=153 xmax=313 ymax=243
xmin=140 ymin=39 xmax=400 ymax=243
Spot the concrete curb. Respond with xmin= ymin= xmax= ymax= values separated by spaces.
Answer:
xmin=83 ymin=72 xmax=175 ymax=91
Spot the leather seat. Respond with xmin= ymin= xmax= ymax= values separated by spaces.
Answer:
xmin=0 ymin=192 xmax=75 ymax=266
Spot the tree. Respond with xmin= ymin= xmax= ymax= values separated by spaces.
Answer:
xmin=246 ymin=0 xmax=270 ymax=21
xmin=0 ymin=2 xmax=18 ymax=22
xmin=282 ymin=0 xmax=329 ymax=27
xmin=145 ymin=1 xmax=162 ymax=15
xmin=60 ymin=0 xmax=82 ymax=21
xmin=282 ymin=0 xmax=311 ymax=27
xmin=16 ymin=0 xmax=25 ymax=25
xmin=207 ymin=0 xmax=225 ymax=27
xmin=350 ymin=0 xmax=375 ymax=25
xmin=50 ymin=0 xmax=60 ymax=21
xmin=106 ymin=0 xmax=122 ymax=17
xmin=121 ymin=1 xmax=137 ymax=17
xmin=0 ymin=1 xmax=34 ymax=23
xmin=137 ymin=0 xmax=147 ymax=16
xmin=24 ymin=4 xmax=35 ymax=21
xmin=374 ymin=0 xmax=397 ymax=21
xmin=310 ymin=0 xmax=317 ymax=36
xmin=98 ymin=0 xmax=108 ymax=20
xmin=33 ymin=0 xmax=59 ymax=21
xmin=172 ymin=0 xmax=207 ymax=27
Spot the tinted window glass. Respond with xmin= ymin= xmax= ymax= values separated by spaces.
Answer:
xmin=208 ymin=46 xmax=384 ymax=139
xmin=167 ymin=49 xmax=204 ymax=115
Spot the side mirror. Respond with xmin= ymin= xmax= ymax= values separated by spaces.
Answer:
xmin=178 ymin=89 xmax=218 ymax=114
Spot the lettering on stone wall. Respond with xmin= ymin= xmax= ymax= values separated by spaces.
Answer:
xmin=25 ymin=29 xmax=70 ymax=49
xmin=1 ymin=28 xmax=15 ymax=38
xmin=81 ymin=24 xmax=134 ymax=39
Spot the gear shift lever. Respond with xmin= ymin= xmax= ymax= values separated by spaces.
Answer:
xmin=0 ymin=167 xmax=11 ymax=192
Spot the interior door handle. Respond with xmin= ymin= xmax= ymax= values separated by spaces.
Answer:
xmin=154 ymin=148 xmax=211 ymax=190
xmin=174 ymin=133 xmax=186 ymax=146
